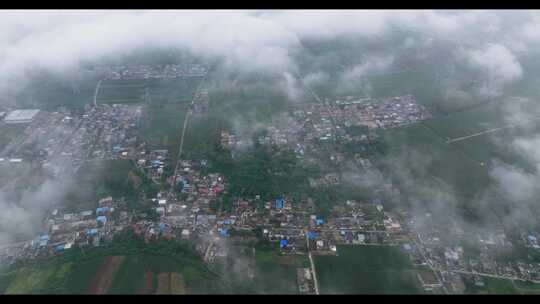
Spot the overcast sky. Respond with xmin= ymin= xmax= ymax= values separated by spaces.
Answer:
xmin=0 ymin=10 xmax=538 ymax=79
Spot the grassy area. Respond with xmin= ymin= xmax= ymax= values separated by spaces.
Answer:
xmin=314 ymin=245 xmax=423 ymax=294
xmin=147 ymin=77 xmax=203 ymax=105
xmin=1 ymin=233 xmax=222 ymax=294
xmin=107 ymin=253 xmax=213 ymax=294
xmin=0 ymin=124 xmax=26 ymax=148
xmin=140 ymin=103 xmax=187 ymax=152
xmin=63 ymin=159 xmax=156 ymax=212
xmin=378 ymin=123 xmax=491 ymax=200
xmin=465 ymin=277 xmax=540 ymax=294
xmin=2 ymin=71 xmax=98 ymax=110
xmin=2 ymin=262 xmax=73 ymax=294
xmin=212 ymin=242 xmax=306 ymax=294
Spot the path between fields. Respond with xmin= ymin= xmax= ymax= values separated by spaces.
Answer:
xmin=86 ymin=255 xmax=125 ymax=294
xmin=93 ymin=80 xmax=102 ymax=107
xmin=305 ymin=231 xmax=320 ymax=295
xmin=169 ymin=74 xmax=207 ymax=196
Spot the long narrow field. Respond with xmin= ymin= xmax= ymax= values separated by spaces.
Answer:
xmin=314 ymin=245 xmax=423 ymax=294
xmin=465 ymin=277 xmax=540 ymax=294
xmin=86 ymin=256 xmax=126 ymax=294
xmin=96 ymin=80 xmax=146 ymax=104
xmin=0 ymin=236 xmax=224 ymax=294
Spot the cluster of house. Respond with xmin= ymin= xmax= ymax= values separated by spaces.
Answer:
xmin=93 ymin=64 xmax=208 ymax=80
xmin=220 ymin=131 xmax=236 ymax=149
xmin=327 ymin=95 xmax=431 ymax=130
xmin=80 ymin=104 xmax=142 ymax=161
xmin=308 ymin=173 xmax=340 ymax=188
xmin=192 ymin=89 xmax=210 ymax=115
xmin=1 ymin=104 xmax=144 ymax=176
xmin=401 ymin=212 xmax=540 ymax=293
xmin=136 ymin=149 xmax=168 ymax=182
xmin=173 ymin=160 xmax=226 ymax=202
xmin=0 ymin=197 xmax=128 ymax=266
xmin=297 ymin=267 xmax=317 ymax=294
xmin=0 ymin=108 xmax=68 ymax=161
xmin=225 ymin=94 xmax=427 ymax=163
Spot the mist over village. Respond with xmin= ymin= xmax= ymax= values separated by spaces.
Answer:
xmin=2 ymin=9 xmax=540 ymax=295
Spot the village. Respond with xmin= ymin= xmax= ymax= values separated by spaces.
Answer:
xmin=1 ymin=65 xmax=540 ymax=294
xmin=92 ymin=63 xmax=208 ymax=80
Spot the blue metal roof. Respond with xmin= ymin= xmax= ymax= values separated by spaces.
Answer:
xmin=307 ymin=231 xmax=317 ymax=240
xmin=218 ymin=228 xmax=228 ymax=236
xmin=96 ymin=207 xmax=109 ymax=213
xmin=275 ymin=198 xmax=284 ymax=209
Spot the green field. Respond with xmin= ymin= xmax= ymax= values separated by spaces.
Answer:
xmin=212 ymin=242 xmax=307 ymax=294
xmin=63 ymin=159 xmax=157 ymax=211
xmin=314 ymin=245 xmax=423 ymax=294
xmin=147 ymin=77 xmax=203 ymax=105
xmin=378 ymin=123 xmax=491 ymax=199
xmin=466 ymin=277 xmax=540 ymax=295
xmin=97 ymin=80 xmax=146 ymax=104
xmin=0 ymin=233 xmax=222 ymax=294
xmin=140 ymin=103 xmax=187 ymax=152
xmin=0 ymin=124 xmax=26 ymax=148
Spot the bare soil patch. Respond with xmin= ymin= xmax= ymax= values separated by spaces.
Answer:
xmin=86 ymin=256 xmax=126 ymax=294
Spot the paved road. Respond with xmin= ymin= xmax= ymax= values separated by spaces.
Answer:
xmin=168 ymin=74 xmax=207 ymax=196
xmin=444 ymin=269 xmax=540 ymax=284
xmin=305 ymin=230 xmax=320 ymax=295
xmin=446 ymin=125 xmax=515 ymax=144
xmin=412 ymin=235 xmax=448 ymax=294
xmin=93 ymin=80 xmax=102 ymax=107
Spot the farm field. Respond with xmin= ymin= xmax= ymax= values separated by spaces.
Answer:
xmin=314 ymin=245 xmax=423 ymax=294
xmin=140 ymin=103 xmax=187 ymax=153
xmin=63 ymin=159 xmax=139 ymax=211
xmin=0 ymin=124 xmax=26 ymax=148
xmin=106 ymin=254 xmax=218 ymax=294
xmin=97 ymin=80 xmax=146 ymax=104
xmin=466 ymin=277 xmax=540 ymax=294
xmin=378 ymin=123 xmax=491 ymax=200
xmin=210 ymin=242 xmax=307 ymax=294
xmin=146 ymin=77 xmax=203 ymax=105
xmin=0 ymin=235 xmax=223 ymax=294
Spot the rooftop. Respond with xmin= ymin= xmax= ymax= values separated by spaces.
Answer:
xmin=4 ymin=109 xmax=40 ymax=123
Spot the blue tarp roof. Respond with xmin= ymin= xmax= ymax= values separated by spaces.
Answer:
xmin=307 ymin=231 xmax=317 ymax=240
xmin=280 ymin=239 xmax=288 ymax=248
xmin=56 ymin=244 xmax=65 ymax=251
xmin=275 ymin=198 xmax=284 ymax=209
xmin=40 ymin=234 xmax=49 ymax=240
xmin=89 ymin=228 xmax=98 ymax=235
xmin=97 ymin=216 xmax=107 ymax=223
xmin=316 ymin=218 xmax=324 ymax=225
xmin=218 ymin=228 xmax=228 ymax=236
xmin=96 ymin=207 xmax=109 ymax=213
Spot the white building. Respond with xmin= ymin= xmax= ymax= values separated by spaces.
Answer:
xmin=4 ymin=109 xmax=40 ymax=124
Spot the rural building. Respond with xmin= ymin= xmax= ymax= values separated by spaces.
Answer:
xmin=4 ymin=109 xmax=40 ymax=124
